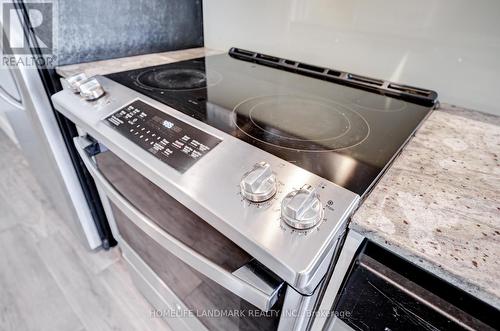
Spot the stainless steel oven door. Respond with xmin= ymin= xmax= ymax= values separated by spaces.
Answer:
xmin=74 ymin=136 xmax=287 ymax=324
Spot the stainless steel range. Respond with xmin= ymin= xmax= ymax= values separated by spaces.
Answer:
xmin=52 ymin=48 xmax=437 ymax=331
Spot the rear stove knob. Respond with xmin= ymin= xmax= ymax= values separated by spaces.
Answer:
xmin=79 ymin=78 xmax=105 ymax=101
xmin=65 ymin=73 xmax=88 ymax=93
xmin=281 ymin=184 xmax=323 ymax=229
xmin=240 ymin=162 xmax=277 ymax=203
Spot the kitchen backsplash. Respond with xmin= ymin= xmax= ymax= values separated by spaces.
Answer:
xmin=203 ymin=0 xmax=500 ymax=115
xmin=56 ymin=0 xmax=203 ymax=66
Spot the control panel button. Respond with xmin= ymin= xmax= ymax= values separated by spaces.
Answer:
xmin=281 ymin=184 xmax=323 ymax=229
xmin=105 ymin=100 xmax=221 ymax=173
xmin=79 ymin=78 xmax=105 ymax=101
xmin=65 ymin=73 xmax=88 ymax=93
xmin=240 ymin=161 xmax=277 ymax=203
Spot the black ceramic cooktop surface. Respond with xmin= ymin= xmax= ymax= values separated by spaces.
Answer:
xmin=107 ymin=53 xmax=433 ymax=197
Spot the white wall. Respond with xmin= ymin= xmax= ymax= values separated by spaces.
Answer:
xmin=203 ymin=0 xmax=500 ymax=115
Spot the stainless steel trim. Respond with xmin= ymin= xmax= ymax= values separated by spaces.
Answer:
xmin=74 ymin=136 xmax=283 ymax=312
xmin=232 ymin=261 xmax=284 ymax=305
xmin=310 ymin=230 xmax=364 ymax=331
xmin=277 ymin=285 xmax=322 ymax=331
xmin=0 ymin=85 xmax=23 ymax=110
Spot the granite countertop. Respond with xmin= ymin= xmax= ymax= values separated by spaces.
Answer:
xmin=56 ymin=47 xmax=223 ymax=78
xmin=352 ymin=105 xmax=500 ymax=309
xmin=57 ymin=48 xmax=500 ymax=309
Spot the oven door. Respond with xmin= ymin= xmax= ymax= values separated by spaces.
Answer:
xmin=74 ymin=136 xmax=286 ymax=330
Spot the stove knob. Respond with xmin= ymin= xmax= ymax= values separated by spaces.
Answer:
xmin=240 ymin=162 xmax=277 ymax=203
xmin=281 ymin=184 xmax=323 ymax=229
xmin=79 ymin=78 xmax=105 ymax=101
xmin=65 ymin=73 xmax=88 ymax=93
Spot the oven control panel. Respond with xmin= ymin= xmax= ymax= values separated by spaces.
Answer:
xmin=104 ymin=100 xmax=221 ymax=172
xmin=238 ymin=162 xmax=341 ymax=234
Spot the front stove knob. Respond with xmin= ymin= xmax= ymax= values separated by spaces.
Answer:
xmin=79 ymin=78 xmax=105 ymax=101
xmin=240 ymin=162 xmax=277 ymax=203
xmin=281 ymin=184 xmax=323 ymax=229
xmin=66 ymin=73 xmax=88 ymax=93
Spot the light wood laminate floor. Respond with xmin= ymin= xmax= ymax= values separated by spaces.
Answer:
xmin=0 ymin=130 xmax=171 ymax=331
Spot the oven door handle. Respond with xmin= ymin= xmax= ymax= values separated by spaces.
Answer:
xmin=74 ymin=136 xmax=284 ymax=312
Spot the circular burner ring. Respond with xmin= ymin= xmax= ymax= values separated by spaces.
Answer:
xmin=248 ymin=98 xmax=352 ymax=143
xmin=135 ymin=68 xmax=222 ymax=91
xmin=352 ymin=94 xmax=407 ymax=112
xmin=232 ymin=95 xmax=370 ymax=152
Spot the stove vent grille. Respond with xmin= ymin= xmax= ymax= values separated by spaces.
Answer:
xmin=229 ymin=47 xmax=438 ymax=107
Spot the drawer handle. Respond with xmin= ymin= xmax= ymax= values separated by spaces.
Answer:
xmin=74 ymin=136 xmax=283 ymax=311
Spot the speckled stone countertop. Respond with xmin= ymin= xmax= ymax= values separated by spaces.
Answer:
xmin=57 ymin=49 xmax=500 ymax=309
xmin=352 ymin=104 xmax=500 ymax=309
xmin=56 ymin=47 xmax=223 ymax=78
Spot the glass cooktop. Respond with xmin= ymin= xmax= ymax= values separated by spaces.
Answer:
xmin=107 ymin=51 xmax=435 ymax=197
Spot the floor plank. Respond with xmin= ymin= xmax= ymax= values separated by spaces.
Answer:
xmin=0 ymin=139 xmax=58 ymax=241
xmin=37 ymin=232 xmax=142 ymax=331
xmin=48 ymin=207 xmax=122 ymax=276
xmin=0 ymin=185 xmax=19 ymax=233
xmin=0 ymin=226 xmax=85 ymax=331
xmin=0 ymin=127 xmax=171 ymax=331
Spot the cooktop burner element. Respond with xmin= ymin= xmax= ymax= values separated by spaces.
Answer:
xmin=233 ymin=95 xmax=369 ymax=151
xmin=353 ymin=94 xmax=407 ymax=112
xmin=107 ymin=49 xmax=437 ymax=196
xmin=136 ymin=68 xmax=222 ymax=91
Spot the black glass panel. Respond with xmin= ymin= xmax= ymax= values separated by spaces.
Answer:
xmin=107 ymin=54 xmax=432 ymax=196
